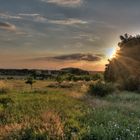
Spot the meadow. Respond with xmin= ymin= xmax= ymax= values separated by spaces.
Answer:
xmin=0 ymin=80 xmax=140 ymax=140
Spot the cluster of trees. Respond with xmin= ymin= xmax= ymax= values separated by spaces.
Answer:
xmin=104 ymin=34 xmax=140 ymax=92
xmin=24 ymin=70 xmax=103 ymax=89
xmin=56 ymin=73 xmax=103 ymax=83
xmin=119 ymin=33 xmax=140 ymax=47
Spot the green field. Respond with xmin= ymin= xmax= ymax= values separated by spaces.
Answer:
xmin=0 ymin=80 xmax=140 ymax=140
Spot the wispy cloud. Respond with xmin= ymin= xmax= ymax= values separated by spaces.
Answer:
xmin=73 ymin=34 xmax=100 ymax=42
xmin=18 ymin=13 xmax=40 ymax=17
xmin=48 ymin=18 xmax=87 ymax=25
xmin=20 ymin=14 xmax=87 ymax=25
xmin=0 ymin=13 xmax=21 ymax=19
xmin=18 ymin=13 xmax=47 ymax=23
xmin=42 ymin=0 xmax=83 ymax=7
xmin=0 ymin=22 xmax=16 ymax=31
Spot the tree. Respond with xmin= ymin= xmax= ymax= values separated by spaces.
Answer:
xmin=56 ymin=75 xmax=63 ymax=84
xmin=104 ymin=34 xmax=140 ymax=91
xmin=120 ymin=35 xmax=125 ymax=42
xmin=25 ymin=77 xmax=36 ymax=90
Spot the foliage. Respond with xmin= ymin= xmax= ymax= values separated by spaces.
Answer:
xmin=88 ymin=82 xmax=116 ymax=97
xmin=0 ymin=87 xmax=9 ymax=94
xmin=25 ymin=77 xmax=36 ymax=89
xmin=104 ymin=34 xmax=140 ymax=92
xmin=119 ymin=33 xmax=140 ymax=47
xmin=92 ymin=73 xmax=104 ymax=81
xmin=55 ymin=73 xmax=103 ymax=83
xmin=0 ymin=81 xmax=9 ymax=94
xmin=123 ymin=76 xmax=140 ymax=92
xmin=0 ymin=97 xmax=14 ymax=107
xmin=47 ymin=82 xmax=73 ymax=88
xmin=1 ymin=80 xmax=140 ymax=139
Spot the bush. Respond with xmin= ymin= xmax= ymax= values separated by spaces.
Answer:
xmin=0 ymin=87 xmax=9 ymax=94
xmin=88 ymin=82 xmax=116 ymax=97
xmin=0 ymin=97 xmax=14 ymax=107
xmin=123 ymin=76 xmax=140 ymax=92
xmin=0 ymin=81 xmax=9 ymax=94
xmin=25 ymin=77 xmax=36 ymax=89
xmin=91 ymin=73 xmax=104 ymax=81
xmin=47 ymin=82 xmax=73 ymax=88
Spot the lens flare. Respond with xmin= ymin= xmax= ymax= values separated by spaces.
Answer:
xmin=106 ymin=47 xmax=120 ymax=59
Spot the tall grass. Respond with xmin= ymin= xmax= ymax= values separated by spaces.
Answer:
xmin=0 ymin=80 xmax=140 ymax=139
xmin=0 ymin=81 xmax=9 ymax=94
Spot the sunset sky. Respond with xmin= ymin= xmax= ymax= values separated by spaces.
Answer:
xmin=0 ymin=0 xmax=140 ymax=71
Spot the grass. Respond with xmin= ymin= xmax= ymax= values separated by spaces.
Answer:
xmin=0 ymin=80 xmax=140 ymax=139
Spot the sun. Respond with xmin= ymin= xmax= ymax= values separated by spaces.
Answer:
xmin=106 ymin=47 xmax=120 ymax=59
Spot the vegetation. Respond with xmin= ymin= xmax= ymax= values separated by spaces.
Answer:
xmin=0 ymin=35 xmax=139 ymax=139
xmin=88 ymin=81 xmax=116 ymax=97
xmin=0 ymin=80 xmax=140 ymax=139
xmin=105 ymin=34 xmax=140 ymax=92
xmin=0 ymin=81 xmax=9 ymax=94
xmin=124 ymin=76 xmax=140 ymax=92
xmin=25 ymin=77 xmax=36 ymax=90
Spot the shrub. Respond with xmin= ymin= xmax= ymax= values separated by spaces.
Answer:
xmin=88 ymin=82 xmax=116 ymax=97
xmin=0 ymin=97 xmax=14 ymax=107
xmin=25 ymin=77 xmax=36 ymax=90
xmin=91 ymin=73 xmax=104 ymax=81
xmin=0 ymin=81 xmax=9 ymax=94
xmin=47 ymin=82 xmax=73 ymax=89
xmin=0 ymin=87 xmax=9 ymax=94
xmin=123 ymin=76 xmax=140 ymax=92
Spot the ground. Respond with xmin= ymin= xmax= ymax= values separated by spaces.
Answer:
xmin=0 ymin=80 xmax=140 ymax=140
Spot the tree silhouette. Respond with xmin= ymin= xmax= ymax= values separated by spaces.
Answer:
xmin=104 ymin=34 xmax=140 ymax=91
xmin=25 ymin=77 xmax=36 ymax=90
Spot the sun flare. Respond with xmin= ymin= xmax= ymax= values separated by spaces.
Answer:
xmin=107 ymin=47 xmax=120 ymax=59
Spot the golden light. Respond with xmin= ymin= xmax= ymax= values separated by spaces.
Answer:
xmin=106 ymin=47 xmax=120 ymax=59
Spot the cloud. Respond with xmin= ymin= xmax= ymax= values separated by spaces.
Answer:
xmin=42 ymin=0 xmax=83 ymax=7
xmin=23 ymin=53 xmax=104 ymax=71
xmin=0 ymin=13 xmax=21 ymax=19
xmin=73 ymin=34 xmax=100 ymax=42
xmin=20 ymin=14 xmax=87 ymax=25
xmin=48 ymin=18 xmax=87 ymax=25
xmin=18 ymin=13 xmax=40 ymax=17
xmin=18 ymin=13 xmax=47 ymax=23
xmin=53 ymin=53 xmax=102 ymax=61
xmin=0 ymin=22 xmax=16 ymax=31
xmin=31 ymin=53 xmax=103 ymax=62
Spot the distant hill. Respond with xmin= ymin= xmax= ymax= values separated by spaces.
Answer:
xmin=60 ymin=67 xmax=89 ymax=75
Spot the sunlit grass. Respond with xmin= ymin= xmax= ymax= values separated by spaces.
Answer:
xmin=0 ymin=80 xmax=140 ymax=139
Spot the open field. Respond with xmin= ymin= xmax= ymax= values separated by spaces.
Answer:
xmin=0 ymin=80 xmax=140 ymax=140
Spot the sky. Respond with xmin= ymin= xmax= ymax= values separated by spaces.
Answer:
xmin=0 ymin=0 xmax=140 ymax=71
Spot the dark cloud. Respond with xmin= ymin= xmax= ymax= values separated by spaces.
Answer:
xmin=0 ymin=22 xmax=16 ymax=31
xmin=31 ymin=53 xmax=103 ymax=62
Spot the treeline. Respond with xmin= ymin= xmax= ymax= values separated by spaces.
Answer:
xmin=0 ymin=68 xmax=103 ymax=81
xmin=0 ymin=69 xmax=58 ymax=76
